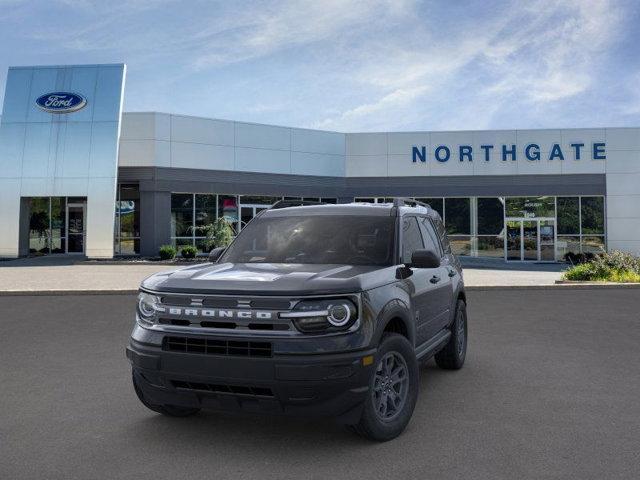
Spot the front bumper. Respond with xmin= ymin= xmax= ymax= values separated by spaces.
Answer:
xmin=127 ymin=336 xmax=376 ymax=423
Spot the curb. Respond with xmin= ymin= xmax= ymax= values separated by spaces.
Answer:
xmin=77 ymin=261 xmax=204 ymax=266
xmin=0 ymin=289 xmax=138 ymax=296
xmin=2 ymin=283 xmax=640 ymax=296
xmin=468 ymin=283 xmax=640 ymax=291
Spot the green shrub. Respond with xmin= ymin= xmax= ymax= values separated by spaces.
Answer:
xmin=594 ymin=250 xmax=640 ymax=273
xmin=563 ymin=263 xmax=598 ymax=281
xmin=563 ymin=250 xmax=640 ymax=282
xmin=159 ymin=245 xmax=177 ymax=260
xmin=608 ymin=270 xmax=640 ymax=283
xmin=180 ymin=245 xmax=198 ymax=259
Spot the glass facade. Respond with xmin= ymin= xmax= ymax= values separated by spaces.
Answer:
xmin=556 ymin=196 xmax=605 ymax=257
xmin=114 ymin=184 xmax=140 ymax=255
xmin=27 ymin=196 xmax=86 ymax=255
xmin=355 ymin=195 xmax=606 ymax=260
xmin=505 ymin=196 xmax=555 ymax=218
xmin=477 ymin=197 xmax=504 ymax=258
xmin=28 ymin=197 xmax=56 ymax=254
xmin=170 ymin=194 xmax=337 ymax=253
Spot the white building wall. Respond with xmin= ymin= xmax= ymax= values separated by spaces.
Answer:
xmin=605 ymin=128 xmax=640 ymax=255
xmin=119 ymin=113 xmax=345 ymax=177
xmin=345 ymin=129 xmax=607 ymax=177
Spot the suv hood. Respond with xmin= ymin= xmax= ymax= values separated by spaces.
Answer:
xmin=141 ymin=262 xmax=396 ymax=296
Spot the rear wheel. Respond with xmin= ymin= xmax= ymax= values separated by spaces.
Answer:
xmin=435 ymin=299 xmax=467 ymax=370
xmin=132 ymin=371 xmax=200 ymax=417
xmin=350 ymin=333 xmax=419 ymax=441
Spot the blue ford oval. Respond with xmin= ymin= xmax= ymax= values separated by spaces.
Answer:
xmin=35 ymin=92 xmax=87 ymax=114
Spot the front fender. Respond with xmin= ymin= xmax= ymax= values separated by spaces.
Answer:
xmin=363 ymin=283 xmax=415 ymax=348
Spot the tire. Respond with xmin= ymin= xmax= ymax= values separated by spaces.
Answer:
xmin=435 ymin=299 xmax=467 ymax=370
xmin=132 ymin=371 xmax=200 ymax=417
xmin=350 ymin=333 xmax=419 ymax=441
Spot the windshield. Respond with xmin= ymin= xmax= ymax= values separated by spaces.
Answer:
xmin=220 ymin=215 xmax=396 ymax=266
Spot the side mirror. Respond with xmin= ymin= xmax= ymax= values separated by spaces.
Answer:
xmin=410 ymin=249 xmax=440 ymax=269
xmin=208 ymin=247 xmax=225 ymax=263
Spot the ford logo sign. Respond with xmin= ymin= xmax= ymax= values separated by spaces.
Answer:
xmin=35 ymin=92 xmax=87 ymax=114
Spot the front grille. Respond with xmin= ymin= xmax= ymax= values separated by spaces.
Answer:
xmin=171 ymin=380 xmax=274 ymax=397
xmin=159 ymin=295 xmax=292 ymax=310
xmin=158 ymin=318 xmax=290 ymax=331
xmin=248 ymin=298 xmax=292 ymax=309
xmin=163 ymin=336 xmax=272 ymax=357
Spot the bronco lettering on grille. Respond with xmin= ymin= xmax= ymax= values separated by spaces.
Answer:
xmin=164 ymin=307 xmax=273 ymax=320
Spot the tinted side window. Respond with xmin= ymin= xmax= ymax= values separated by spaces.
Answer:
xmin=402 ymin=217 xmax=424 ymax=264
xmin=433 ymin=217 xmax=451 ymax=254
xmin=419 ymin=217 xmax=442 ymax=256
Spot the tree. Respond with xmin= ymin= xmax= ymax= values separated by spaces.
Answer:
xmin=192 ymin=218 xmax=234 ymax=251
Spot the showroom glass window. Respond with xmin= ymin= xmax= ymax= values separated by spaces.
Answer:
xmin=505 ymin=197 xmax=555 ymax=218
xmin=580 ymin=197 xmax=605 ymax=254
xmin=557 ymin=197 xmax=580 ymax=258
xmin=28 ymin=197 xmax=55 ymax=254
xmin=477 ymin=198 xmax=504 ymax=258
xmin=114 ymin=184 xmax=140 ymax=255
xmin=171 ymin=193 xmax=215 ymax=253
xmin=170 ymin=194 xmax=338 ymax=254
xmin=444 ymin=198 xmax=471 ymax=256
xmin=27 ymin=196 xmax=85 ymax=255
xmin=556 ymin=196 xmax=605 ymax=256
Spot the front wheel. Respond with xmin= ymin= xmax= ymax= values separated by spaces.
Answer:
xmin=435 ymin=299 xmax=467 ymax=370
xmin=350 ymin=333 xmax=419 ymax=441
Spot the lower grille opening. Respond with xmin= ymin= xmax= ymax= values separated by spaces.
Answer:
xmin=200 ymin=321 xmax=237 ymax=329
xmin=171 ymin=380 xmax=274 ymax=398
xmin=163 ymin=336 xmax=272 ymax=357
xmin=248 ymin=323 xmax=273 ymax=331
xmin=159 ymin=318 xmax=191 ymax=326
xmin=247 ymin=323 xmax=290 ymax=331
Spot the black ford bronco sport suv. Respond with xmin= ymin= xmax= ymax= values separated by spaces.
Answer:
xmin=127 ymin=198 xmax=467 ymax=441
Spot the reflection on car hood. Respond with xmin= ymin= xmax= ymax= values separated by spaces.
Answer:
xmin=141 ymin=262 xmax=397 ymax=295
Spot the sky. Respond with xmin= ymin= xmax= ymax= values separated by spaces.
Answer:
xmin=0 ymin=0 xmax=639 ymax=132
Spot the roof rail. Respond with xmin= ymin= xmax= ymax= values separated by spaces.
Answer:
xmin=392 ymin=197 xmax=431 ymax=209
xmin=270 ymin=199 xmax=325 ymax=210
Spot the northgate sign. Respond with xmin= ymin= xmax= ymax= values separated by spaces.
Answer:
xmin=411 ymin=142 xmax=606 ymax=163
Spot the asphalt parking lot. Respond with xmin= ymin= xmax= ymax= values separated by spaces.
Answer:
xmin=1 ymin=289 xmax=639 ymax=480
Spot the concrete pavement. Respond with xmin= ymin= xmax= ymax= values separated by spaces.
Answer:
xmin=0 ymin=256 xmax=565 ymax=293
xmin=0 ymin=257 xmax=180 ymax=293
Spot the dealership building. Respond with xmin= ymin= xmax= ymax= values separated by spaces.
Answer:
xmin=1 ymin=63 xmax=639 ymax=261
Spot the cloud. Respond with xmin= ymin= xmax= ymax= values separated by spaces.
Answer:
xmin=482 ymin=0 xmax=621 ymax=103
xmin=313 ymin=85 xmax=429 ymax=130
xmin=313 ymin=0 xmax=625 ymax=131
xmin=190 ymin=0 xmax=414 ymax=69
xmin=0 ymin=0 xmax=633 ymax=131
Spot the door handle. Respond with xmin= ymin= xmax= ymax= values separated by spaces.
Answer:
xmin=430 ymin=275 xmax=441 ymax=284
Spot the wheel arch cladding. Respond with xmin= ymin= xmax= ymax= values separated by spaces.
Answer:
xmin=457 ymin=289 xmax=466 ymax=304
xmin=376 ymin=299 xmax=414 ymax=346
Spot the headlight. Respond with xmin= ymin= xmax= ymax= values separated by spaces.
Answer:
xmin=327 ymin=303 xmax=352 ymax=326
xmin=281 ymin=298 xmax=358 ymax=333
xmin=137 ymin=292 xmax=161 ymax=325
